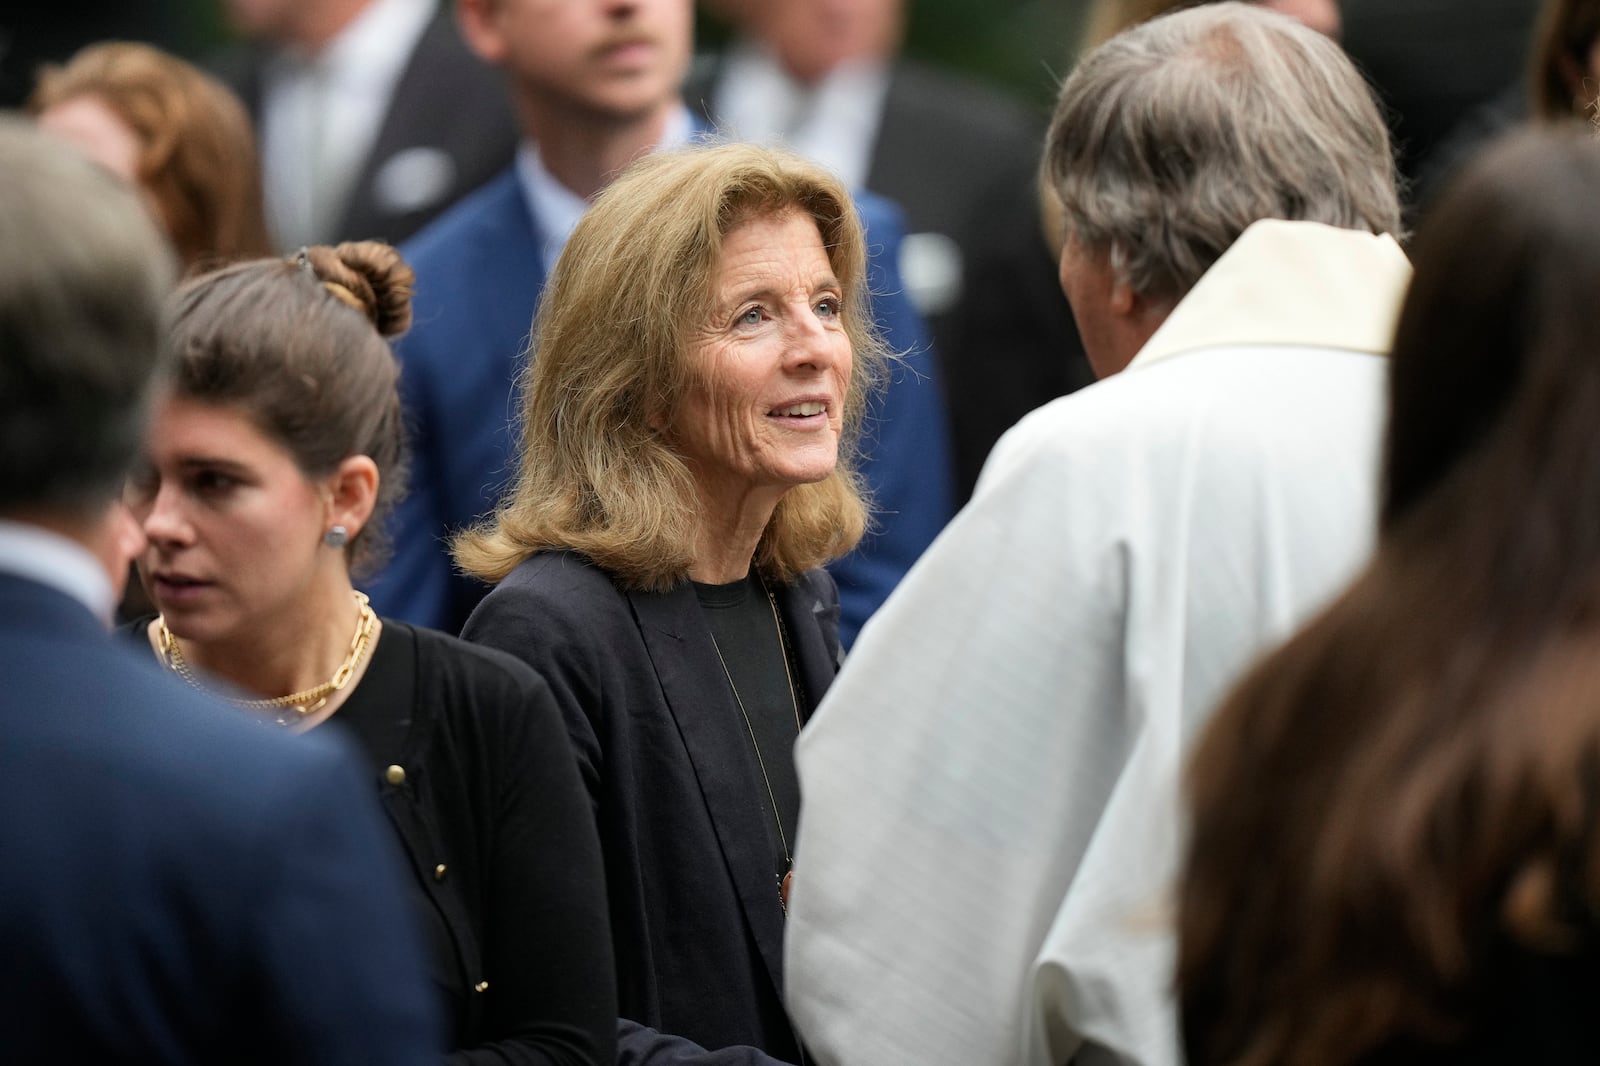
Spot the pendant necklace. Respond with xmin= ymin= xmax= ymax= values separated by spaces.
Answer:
xmin=706 ymin=574 xmax=804 ymax=914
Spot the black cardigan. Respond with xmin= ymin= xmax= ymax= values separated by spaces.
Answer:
xmin=463 ymin=551 xmax=842 ymax=1066
xmin=133 ymin=619 xmax=617 ymax=1066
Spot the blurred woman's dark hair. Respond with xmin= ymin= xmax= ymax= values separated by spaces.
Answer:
xmin=1529 ymin=0 xmax=1600 ymax=120
xmin=1181 ymin=126 xmax=1600 ymax=1066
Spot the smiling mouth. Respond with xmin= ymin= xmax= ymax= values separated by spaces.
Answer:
xmin=771 ymin=401 xmax=827 ymax=417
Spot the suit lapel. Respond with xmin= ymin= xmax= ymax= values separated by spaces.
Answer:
xmin=483 ymin=183 xmax=549 ymax=504
xmin=483 ymin=178 xmax=548 ymax=393
xmin=334 ymin=14 xmax=517 ymax=243
xmin=774 ymin=577 xmax=837 ymax=722
xmin=336 ymin=16 xmax=449 ymax=240
xmin=623 ymin=584 xmax=790 ymax=993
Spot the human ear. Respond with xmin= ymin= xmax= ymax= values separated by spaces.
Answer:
xmin=456 ymin=0 xmax=509 ymax=66
xmin=325 ymin=456 xmax=380 ymax=541
xmin=1109 ymin=276 xmax=1137 ymax=318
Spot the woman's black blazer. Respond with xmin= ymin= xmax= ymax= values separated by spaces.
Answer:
xmin=463 ymin=549 xmax=842 ymax=1064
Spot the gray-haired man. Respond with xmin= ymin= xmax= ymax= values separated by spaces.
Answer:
xmin=786 ymin=6 xmax=1411 ymax=1065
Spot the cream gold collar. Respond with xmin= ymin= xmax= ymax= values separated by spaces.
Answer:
xmin=1130 ymin=219 xmax=1412 ymax=372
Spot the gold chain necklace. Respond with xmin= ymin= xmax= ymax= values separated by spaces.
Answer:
xmin=157 ymin=590 xmax=378 ymax=728
xmin=706 ymin=574 xmax=804 ymax=913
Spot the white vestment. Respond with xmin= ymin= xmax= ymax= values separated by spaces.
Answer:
xmin=785 ymin=220 xmax=1413 ymax=1066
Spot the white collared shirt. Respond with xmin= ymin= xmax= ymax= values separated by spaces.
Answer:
xmin=260 ymin=0 xmax=436 ymax=250
xmin=0 ymin=519 xmax=113 ymax=626
xmin=708 ymin=39 xmax=889 ymax=191
xmin=515 ymin=105 xmax=696 ymax=276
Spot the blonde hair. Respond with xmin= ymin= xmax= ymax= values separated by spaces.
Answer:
xmin=454 ymin=142 xmax=888 ymax=591
xmin=30 ymin=41 xmax=272 ymax=269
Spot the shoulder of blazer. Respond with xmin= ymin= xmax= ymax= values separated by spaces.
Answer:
xmin=505 ymin=550 xmax=626 ymax=601
xmin=475 ymin=550 xmax=638 ymax=643
xmin=395 ymin=168 xmax=541 ymax=362
xmin=401 ymin=167 xmax=532 ymax=275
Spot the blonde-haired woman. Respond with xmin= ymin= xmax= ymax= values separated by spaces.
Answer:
xmin=125 ymin=241 xmax=615 ymax=1064
xmin=458 ymin=142 xmax=887 ymax=1063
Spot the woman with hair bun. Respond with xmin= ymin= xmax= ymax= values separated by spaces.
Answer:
xmin=123 ymin=241 xmax=616 ymax=1065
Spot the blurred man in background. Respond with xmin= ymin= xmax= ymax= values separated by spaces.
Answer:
xmin=215 ymin=0 xmax=517 ymax=247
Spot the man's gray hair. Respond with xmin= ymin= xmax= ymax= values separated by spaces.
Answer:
xmin=1045 ymin=1 xmax=1400 ymax=301
xmin=0 ymin=117 xmax=176 ymax=515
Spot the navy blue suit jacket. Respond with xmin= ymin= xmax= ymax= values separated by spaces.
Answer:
xmin=367 ymin=164 xmax=953 ymax=644
xmin=0 ymin=571 xmax=442 ymax=1063
xmin=463 ymin=551 xmax=841 ymax=1065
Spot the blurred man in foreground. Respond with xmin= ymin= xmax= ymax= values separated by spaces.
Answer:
xmin=0 ymin=115 xmax=440 ymax=1064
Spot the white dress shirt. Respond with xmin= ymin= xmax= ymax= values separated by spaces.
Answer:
xmin=515 ymin=104 xmax=696 ymax=277
xmin=260 ymin=0 xmax=435 ymax=250
xmin=785 ymin=220 xmax=1414 ymax=1066
xmin=0 ymin=519 xmax=114 ymax=626
xmin=708 ymin=39 xmax=889 ymax=192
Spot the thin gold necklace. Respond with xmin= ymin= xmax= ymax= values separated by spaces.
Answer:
xmin=157 ymin=590 xmax=378 ymax=728
xmin=705 ymin=573 xmax=804 ymax=912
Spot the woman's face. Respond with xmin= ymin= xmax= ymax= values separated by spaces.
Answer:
xmin=675 ymin=208 xmax=854 ymax=514
xmin=37 ymin=94 xmax=142 ymax=184
xmin=125 ymin=396 xmax=336 ymax=645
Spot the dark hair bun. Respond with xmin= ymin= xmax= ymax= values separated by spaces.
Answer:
xmin=303 ymin=241 xmax=415 ymax=339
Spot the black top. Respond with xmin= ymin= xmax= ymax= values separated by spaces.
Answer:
xmin=693 ymin=574 xmax=803 ymax=883
xmin=463 ymin=550 xmax=844 ymax=1065
xmin=130 ymin=618 xmax=617 ymax=1066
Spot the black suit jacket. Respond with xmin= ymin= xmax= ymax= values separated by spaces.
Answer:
xmin=463 ymin=551 xmax=842 ymax=1065
xmin=0 ymin=572 xmax=441 ymax=1063
xmin=943 ymin=164 xmax=1094 ymax=499
xmin=865 ymin=60 xmax=1044 ymax=251
xmin=216 ymin=10 xmax=518 ymax=247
